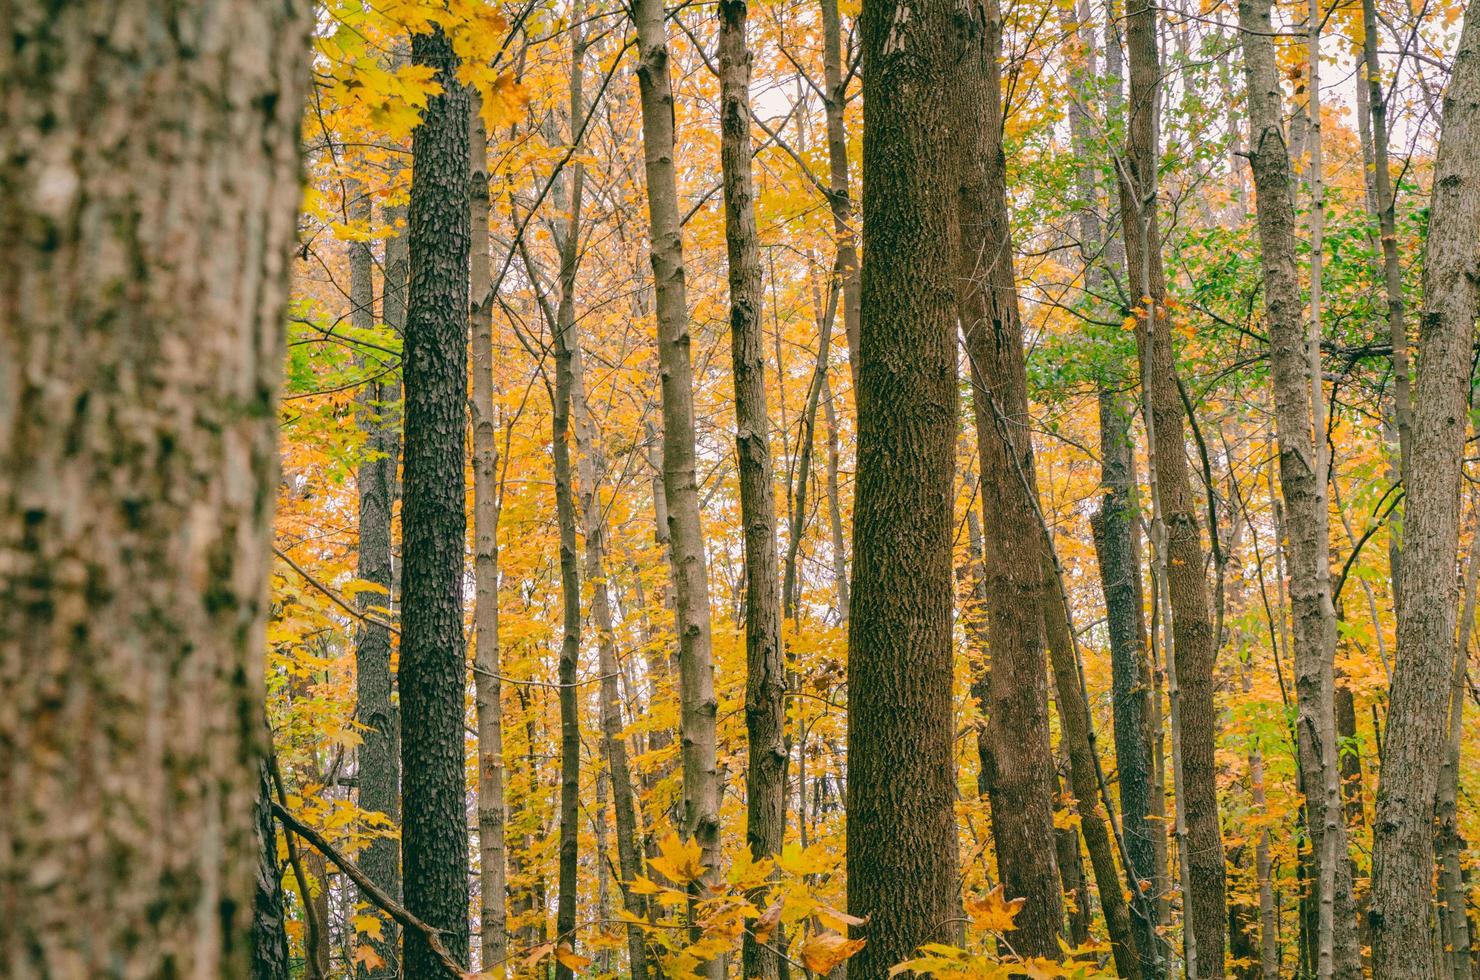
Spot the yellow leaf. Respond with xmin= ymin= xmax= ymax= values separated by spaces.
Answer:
xmin=966 ymin=884 xmax=1026 ymax=933
xmin=554 ymin=944 xmax=591 ymax=971
xmin=799 ymin=931 xmax=866 ymax=974
xmin=650 ymin=832 xmax=706 ymax=885
xmin=352 ymin=912 xmax=385 ymax=941
xmin=353 ymin=945 xmax=386 ymax=970
xmin=753 ymin=898 xmax=784 ymax=944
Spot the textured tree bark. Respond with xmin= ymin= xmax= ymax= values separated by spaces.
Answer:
xmin=549 ymin=70 xmax=587 ymax=980
xmin=255 ymin=761 xmax=293 ymax=980
xmin=1370 ymin=8 xmax=1480 ymax=974
xmin=1114 ymin=0 xmax=1225 ymax=971
xmin=0 ymin=2 xmax=308 ymax=975
xmin=819 ymin=0 xmax=861 ymax=391
xmin=469 ymin=98 xmax=509 ymax=977
xmin=631 ymin=0 xmax=723 ymax=959
xmin=1235 ymin=3 xmax=1358 ymax=975
xmin=350 ymin=183 xmax=403 ymax=980
xmin=717 ymin=3 xmax=788 ymax=979
xmin=950 ymin=0 xmax=1062 ymax=958
xmin=845 ymin=0 xmax=963 ymax=968
xmin=399 ymin=24 xmax=472 ymax=980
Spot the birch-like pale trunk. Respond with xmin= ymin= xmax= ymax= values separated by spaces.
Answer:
xmin=1236 ymin=1 xmax=1357 ymax=974
xmin=631 ymin=0 xmax=723 ymax=964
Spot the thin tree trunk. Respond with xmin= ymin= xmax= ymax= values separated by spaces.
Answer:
xmin=717 ymin=3 xmax=788 ymax=978
xmin=1115 ymin=0 xmax=1226 ymax=970
xmin=819 ymin=0 xmax=860 ymax=390
xmin=469 ymin=99 xmax=508 ymax=978
xmin=399 ymin=23 xmax=472 ymax=980
xmin=1360 ymin=0 xmax=1414 ymax=491
xmin=822 ymin=376 xmax=850 ymax=623
xmin=1371 ymin=9 xmax=1480 ymax=974
xmin=1236 ymin=2 xmax=1358 ymax=974
xmin=549 ymin=70 xmax=587 ymax=976
xmin=845 ymin=0 xmax=963 ymax=968
xmin=631 ymin=0 xmax=723 ymax=963
xmin=0 ymin=2 xmax=308 ymax=974
xmin=1438 ymin=498 xmax=1480 ymax=979
xmin=350 ymin=182 xmax=403 ymax=979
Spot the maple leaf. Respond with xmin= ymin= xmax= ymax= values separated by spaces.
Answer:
xmin=554 ymin=944 xmax=591 ymax=971
xmin=966 ymin=884 xmax=1025 ymax=933
xmin=353 ymin=945 xmax=386 ymax=970
xmin=752 ymin=898 xmax=784 ymax=944
xmin=650 ymin=832 xmax=707 ymax=885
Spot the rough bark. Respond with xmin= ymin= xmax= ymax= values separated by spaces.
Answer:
xmin=631 ymin=0 xmax=724 ymax=951
xmin=350 ymin=185 xmax=403 ymax=980
xmin=1114 ymin=0 xmax=1226 ymax=970
xmin=1235 ymin=3 xmax=1359 ymax=974
xmin=399 ymin=24 xmax=472 ymax=980
xmin=718 ymin=3 xmax=788 ymax=979
xmin=1370 ymin=8 xmax=1480 ymax=974
xmin=845 ymin=0 xmax=964 ymax=967
xmin=822 ymin=377 xmax=851 ymax=623
xmin=255 ymin=761 xmax=293 ymax=980
xmin=0 ymin=2 xmax=308 ymax=975
xmin=951 ymin=0 xmax=1062 ymax=958
xmin=549 ymin=81 xmax=587 ymax=978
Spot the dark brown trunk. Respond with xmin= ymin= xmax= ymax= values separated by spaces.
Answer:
xmin=398 ymin=24 xmax=472 ymax=980
xmin=845 ymin=0 xmax=963 ymax=967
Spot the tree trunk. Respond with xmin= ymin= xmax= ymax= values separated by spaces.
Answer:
xmin=1114 ymin=0 xmax=1226 ymax=971
xmin=350 ymin=183 xmax=404 ymax=980
xmin=1438 ymin=500 xmax=1479 ymax=979
xmin=631 ymin=0 xmax=723 ymax=959
xmin=549 ymin=71 xmax=587 ymax=977
xmin=1370 ymin=8 xmax=1480 ymax=974
xmin=399 ymin=23 xmax=472 ymax=980
xmin=718 ymin=3 xmax=788 ymax=979
xmin=819 ymin=0 xmax=861 ymax=391
xmin=0 ymin=2 xmax=308 ymax=974
xmin=1235 ymin=2 xmax=1358 ymax=974
xmin=255 ymin=761 xmax=293 ymax=980
xmin=845 ymin=0 xmax=963 ymax=970
xmin=822 ymin=377 xmax=850 ymax=623
xmin=951 ymin=0 xmax=1063 ymax=958
xmin=469 ymin=99 xmax=509 ymax=978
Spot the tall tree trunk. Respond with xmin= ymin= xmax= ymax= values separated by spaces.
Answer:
xmin=631 ymin=0 xmax=723 ymax=960
xmin=1115 ymin=0 xmax=1226 ymax=970
xmin=951 ymin=0 xmax=1063 ymax=957
xmin=550 ymin=72 xmax=587 ymax=977
xmin=845 ymin=0 xmax=963 ymax=969
xmin=399 ymin=24 xmax=472 ymax=980
xmin=1370 ymin=9 xmax=1480 ymax=974
xmin=819 ymin=0 xmax=861 ymax=390
xmin=351 ymin=184 xmax=404 ymax=980
xmin=0 ymin=2 xmax=308 ymax=975
xmin=469 ymin=99 xmax=508 ymax=977
xmin=717 ymin=4 xmax=788 ymax=979
xmin=1236 ymin=2 xmax=1358 ymax=975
